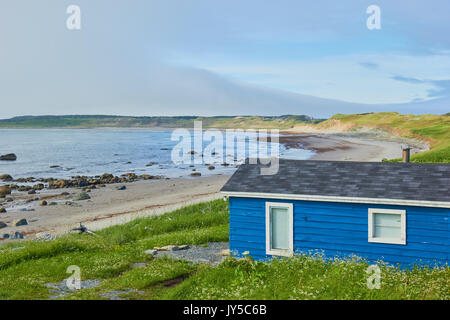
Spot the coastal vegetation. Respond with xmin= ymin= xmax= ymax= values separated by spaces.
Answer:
xmin=0 ymin=199 xmax=447 ymax=300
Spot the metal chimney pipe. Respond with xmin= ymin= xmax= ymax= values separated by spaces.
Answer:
xmin=402 ymin=147 xmax=411 ymax=163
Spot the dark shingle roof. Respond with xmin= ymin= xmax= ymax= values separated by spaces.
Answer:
xmin=221 ymin=159 xmax=450 ymax=203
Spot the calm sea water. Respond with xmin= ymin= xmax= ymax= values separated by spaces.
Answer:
xmin=0 ymin=129 xmax=314 ymax=181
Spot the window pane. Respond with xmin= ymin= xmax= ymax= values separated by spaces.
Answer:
xmin=271 ymin=207 xmax=289 ymax=250
xmin=374 ymin=213 xmax=401 ymax=238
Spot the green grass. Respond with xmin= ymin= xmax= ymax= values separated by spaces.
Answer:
xmin=0 ymin=199 xmax=229 ymax=300
xmin=166 ymin=255 xmax=450 ymax=300
xmin=319 ymin=112 xmax=450 ymax=163
xmin=0 ymin=199 xmax=448 ymax=300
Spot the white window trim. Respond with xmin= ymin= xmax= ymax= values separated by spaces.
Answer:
xmin=265 ymin=202 xmax=294 ymax=257
xmin=368 ymin=208 xmax=406 ymax=245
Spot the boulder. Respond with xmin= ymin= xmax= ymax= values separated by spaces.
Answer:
xmin=0 ymin=208 xmax=6 ymax=213
xmin=34 ymin=183 xmax=44 ymax=190
xmin=34 ymin=232 xmax=56 ymax=241
xmin=0 ymin=174 xmax=13 ymax=181
xmin=0 ymin=154 xmax=17 ymax=161
xmin=17 ymin=185 xmax=32 ymax=192
xmin=101 ymin=173 xmax=114 ymax=180
xmin=74 ymin=192 xmax=91 ymax=201
xmin=117 ymin=185 xmax=126 ymax=191
xmin=40 ymin=200 xmax=48 ymax=206
xmin=0 ymin=186 xmax=11 ymax=197
xmin=208 ymin=166 xmax=215 ymax=170
xmin=11 ymin=232 xmax=24 ymax=239
xmin=14 ymin=219 xmax=28 ymax=226
xmin=28 ymin=190 xmax=36 ymax=195
xmin=49 ymin=180 xmax=67 ymax=189
xmin=0 ymin=221 xmax=7 ymax=229
xmin=190 ymin=172 xmax=201 ymax=177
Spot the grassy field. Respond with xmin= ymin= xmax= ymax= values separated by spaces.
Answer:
xmin=316 ymin=112 xmax=450 ymax=163
xmin=0 ymin=199 xmax=448 ymax=300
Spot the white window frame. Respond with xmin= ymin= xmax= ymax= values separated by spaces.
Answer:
xmin=265 ymin=202 xmax=294 ymax=256
xmin=368 ymin=208 xmax=406 ymax=245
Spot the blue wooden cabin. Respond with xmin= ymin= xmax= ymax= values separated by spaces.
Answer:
xmin=221 ymin=160 xmax=449 ymax=267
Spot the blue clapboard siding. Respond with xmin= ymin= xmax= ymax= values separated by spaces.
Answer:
xmin=229 ymin=197 xmax=449 ymax=267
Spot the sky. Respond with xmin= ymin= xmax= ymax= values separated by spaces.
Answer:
xmin=0 ymin=0 xmax=449 ymax=118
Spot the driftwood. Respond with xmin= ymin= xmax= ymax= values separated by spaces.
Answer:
xmin=69 ymin=222 xmax=97 ymax=236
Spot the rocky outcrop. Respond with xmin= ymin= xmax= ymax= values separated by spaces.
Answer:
xmin=4 ymin=172 xmax=165 ymax=194
xmin=0 ymin=154 xmax=17 ymax=161
xmin=46 ymin=173 xmax=163 ymax=189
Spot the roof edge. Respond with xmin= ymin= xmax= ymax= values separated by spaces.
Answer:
xmin=221 ymin=191 xmax=450 ymax=209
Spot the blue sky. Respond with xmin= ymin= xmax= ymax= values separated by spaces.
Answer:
xmin=0 ymin=0 xmax=449 ymax=118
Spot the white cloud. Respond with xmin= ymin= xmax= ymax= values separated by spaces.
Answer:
xmin=199 ymin=53 xmax=450 ymax=104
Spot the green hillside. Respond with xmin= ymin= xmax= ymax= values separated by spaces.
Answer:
xmin=0 ymin=115 xmax=324 ymax=129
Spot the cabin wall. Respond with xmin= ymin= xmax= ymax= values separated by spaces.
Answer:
xmin=229 ymin=197 xmax=449 ymax=267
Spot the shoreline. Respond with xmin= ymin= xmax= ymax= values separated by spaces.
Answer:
xmin=0 ymin=128 xmax=431 ymax=241
xmin=279 ymin=129 xmax=429 ymax=162
xmin=0 ymin=175 xmax=230 ymax=240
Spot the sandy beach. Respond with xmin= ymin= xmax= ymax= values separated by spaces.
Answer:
xmin=0 ymin=130 xmax=429 ymax=240
xmin=0 ymin=175 xmax=230 ymax=239
xmin=280 ymin=131 xmax=429 ymax=162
